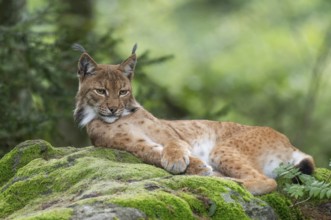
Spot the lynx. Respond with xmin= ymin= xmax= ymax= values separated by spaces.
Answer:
xmin=73 ymin=43 xmax=314 ymax=195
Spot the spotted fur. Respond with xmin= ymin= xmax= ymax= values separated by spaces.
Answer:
xmin=74 ymin=44 xmax=315 ymax=195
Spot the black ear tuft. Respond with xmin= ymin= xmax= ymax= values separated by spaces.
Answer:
xmin=132 ymin=43 xmax=138 ymax=54
xmin=77 ymin=53 xmax=97 ymax=77
xmin=73 ymin=43 xmax=97 ymax=77
xmin=72 ymin=43 xmax=86 ymax=53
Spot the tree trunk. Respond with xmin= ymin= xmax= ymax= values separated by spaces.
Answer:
xmin=0 ymin=0 xmax=26 ymax=26
xmin=53 ymin=0 xmax=95 ymax=148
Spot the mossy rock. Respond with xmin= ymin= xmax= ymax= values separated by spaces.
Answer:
xmin=0 ymin=140 xmax=330 ymax=219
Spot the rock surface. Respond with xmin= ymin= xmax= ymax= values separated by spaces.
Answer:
xmin=0 ymin=140 xmax=330 ymax=219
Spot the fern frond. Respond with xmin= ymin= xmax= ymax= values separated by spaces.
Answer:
xmin=275 ymin=162 xmax=331 ymax=203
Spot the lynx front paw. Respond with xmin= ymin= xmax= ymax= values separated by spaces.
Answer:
xmin=185 ymin=157 xmax=213 ymax=176
xmin=161 ymin=148 xmax=190 ymax=174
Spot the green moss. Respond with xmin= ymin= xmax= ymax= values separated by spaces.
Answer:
xmin=71 ymin=158 xmax=169 ymax=182
xmin=0 ymin=175 xmax=55 ymax=216
xmin=71 ymin=175 xmax=259 ymax=219
xmin=61 ymin=146 xmax=143 ymax=164
xmin=168 ymin=176 xmax=252 ymax=219
xmin=260 ymin=192 xmax=302 ymax=220
xmin=161 ymin=176 xmax=251 ymax=199
xmin=106 ymin=176 xmax=253 ymax=220
xmin=109 ymin=191 xmax=195 ymax=219
xmin=0 ymin=145 xmax=170 ymax=218
xmin=0 ymin=140 xmax=52 ymax=186
xmin=91 ymin=147 xmax=143 ymax=163
xmin=13 ymin=208 xmax=73 ymax=220
xmin=314 ymin=168 xmax=331 ymax=184
xmin=0 ymin=140 xmax=80 ymax=187
xmin=176 ymin=192 xmax=208 ymax=218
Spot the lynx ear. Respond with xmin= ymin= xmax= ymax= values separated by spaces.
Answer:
xmin=119 ymin=44 xmax=137 ymax=80
xmin=77 ymin=53 xmax=97 ymax=77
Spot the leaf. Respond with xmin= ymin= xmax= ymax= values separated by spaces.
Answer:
xmin=313 ymin=187 xmax=321 ymax=197
xmin=320 ymin=188 xmax=329 ymax=199
xmin=274 ymin=163 xmax=301 ymax=179
xmin=308 ymin=187 xmax=321 ymax=198
xmin=311 ymin=180 xmax=322 ymax=187
xmin=285 ymin=185 xmax=304 ymax=199
xmin=299 ymin=174 xmax=314 ymax=184
xmin=327 ymin=189 xmax=331 ymax=199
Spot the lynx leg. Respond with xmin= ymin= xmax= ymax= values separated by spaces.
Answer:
xmin=210 ymin=146 xmax=277 ymax=195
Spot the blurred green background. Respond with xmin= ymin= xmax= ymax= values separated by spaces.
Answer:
xmin=0 ymin=0 xmax=330 ymax=167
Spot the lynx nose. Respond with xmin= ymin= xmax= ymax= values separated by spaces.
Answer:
xmin=108 ymin=106 xmax=118 ymax=114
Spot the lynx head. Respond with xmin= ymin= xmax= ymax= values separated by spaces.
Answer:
xmin=73 ymin=44 xmax=140 ymax=127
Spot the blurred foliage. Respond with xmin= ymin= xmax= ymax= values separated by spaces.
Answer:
xmin=0 ymin=0 xmax=331 ymax=167
xmin=102 ymin=0 xmax=331 ymax=167
xmin=0 ymin=0 xmax=173 ymax=156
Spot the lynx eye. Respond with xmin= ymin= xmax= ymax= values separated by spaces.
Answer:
xmin=95 ymin=88 xmax=107 ymax=95
xmin=119 ymin=90 xmax=129 ymax=96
